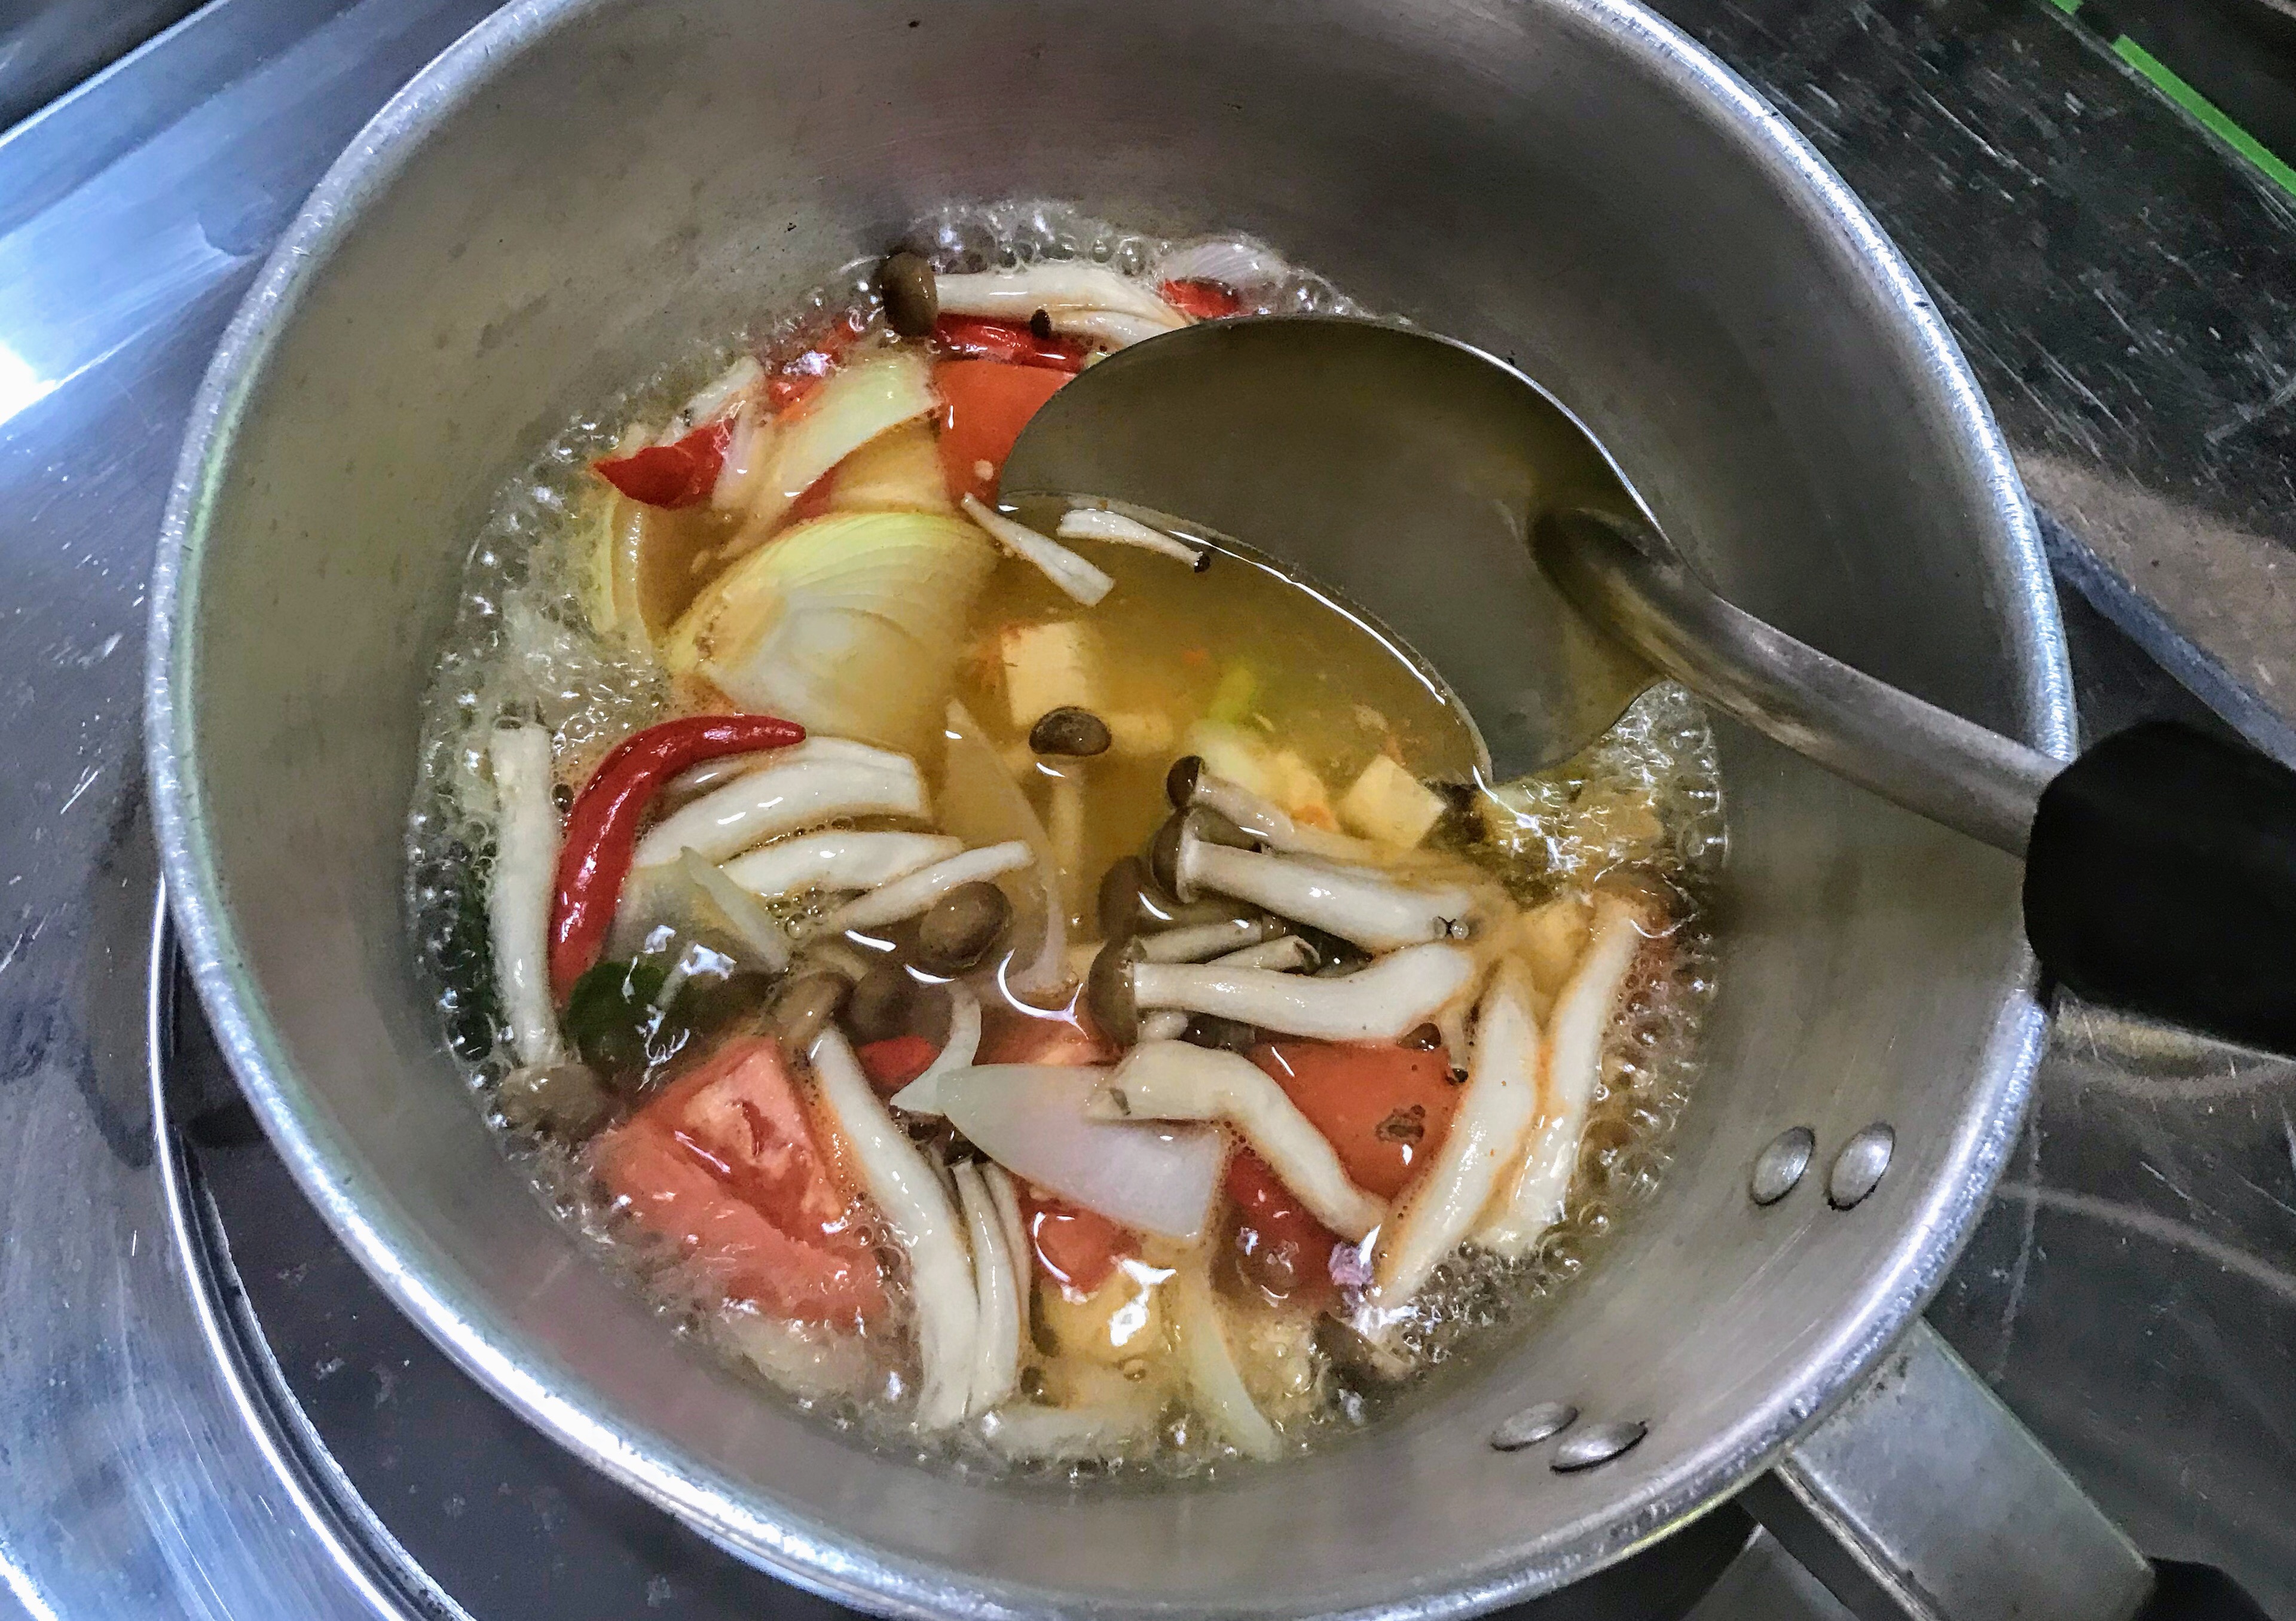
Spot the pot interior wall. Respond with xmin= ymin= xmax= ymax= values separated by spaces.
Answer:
xmin=167 ymin=0 xmax=2062 ymax=1612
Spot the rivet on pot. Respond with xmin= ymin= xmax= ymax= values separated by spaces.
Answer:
xmin=1749 ymin=1125 xmax=1815 ymax=1205
xmin=1551 ymin=1419 xmax=1647 ymax=1473
xmin=1827 ymin=1123 xmax=1895 ymax=1210
xmin=1490 ymin=1401 xmax=1577 ymax=1451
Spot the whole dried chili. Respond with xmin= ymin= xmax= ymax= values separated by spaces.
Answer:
xmin=547 ymin=714 xmax=806 ymax=1001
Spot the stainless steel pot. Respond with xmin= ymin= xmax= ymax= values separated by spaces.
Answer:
xmin=147 ymin=0 xmax=2096 ymax=1614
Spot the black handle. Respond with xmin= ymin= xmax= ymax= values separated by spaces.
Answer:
xmin=2025 ymin=722 xmax=2296 ymax=1056
xmin=2138 ymin=1559 xmax=2279 ymax=1621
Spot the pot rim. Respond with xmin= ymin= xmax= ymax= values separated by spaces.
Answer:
xmin=144 ymin=0 xmax=2076 ymax=1613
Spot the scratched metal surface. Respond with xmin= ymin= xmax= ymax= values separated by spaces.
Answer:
xmin=2 ymin=1 xmax=2294 ymax=1617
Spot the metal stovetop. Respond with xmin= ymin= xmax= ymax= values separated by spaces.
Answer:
xmin=4 ymin=2 xmax=2293 ymax=1617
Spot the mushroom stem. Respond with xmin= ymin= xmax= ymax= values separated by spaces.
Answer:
xmin=1180 ymin=763 xmax=1385 ymax=865
xmin=720 ymin=831 xmax=959 ymax=899
xmin=1210 ymin=934 xmax=1316 ymax=973
xmin=1138 ymin=1009 xmax=1191 ymax=1041
xmin=982 ymin=1162 xmax=1031 ymax=1353
xmin=815 ymin=841 xmax=1034 ymax=934
xmin=635 ymin=738 xmax=927 ymax=866
xmin=1178 ymin=835 xmax=1483 ymax=952
xmin=808 ymin=1030 xmax=977 ymax=1430
xmin=1372 ymin=959 xmax=1543 ymax=1305
xmin=1170 ymin=1253 xmax=1281 ymax=1460
xmin=1055 ymin=506 xmax=1207 ymax=566
xmin=1474 ymin=896 xmax=1650 ymax=1257
xmin=954 ymin=1161 xmax=1022 ymax=1417
xmin=961 ymin=494 xmax=1114 ymax=607
xmin=1135 ymin=913 xmax=1283 ymax=963
xmin=486 ymin=724 xmax=564 ymax=1068
xmin=1093 ymin=1042 xmax=1386 ymax=1240
xmin=1132 ymin=942 xmax=1475 ymax=1041
xmin=932 ymin=264 xmax=1188 ymax=329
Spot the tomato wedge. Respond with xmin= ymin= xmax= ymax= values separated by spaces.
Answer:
xmin=1157 ymin=278 xmax=1245 ymax=320
xmin=1225 ymin=1148 xmax=1343 ymax=1305
xmin=934 ymin=358 xmax=1069 ymax=505
xmin=591 ymin=1036 xmax=881 ymax=1323
xmin=1249 ymin=1041 xmax=1460 ymax=1200
xmin=976 ymin=997 xmax=1116 ymax=1068
xmin=1018 ymin=1187 xmax=1136 ymax=1299
xmin=855 ymin=1034 xmax=938 ymax=1097
xmin=593 ymin=419 xmax=733 ymax=508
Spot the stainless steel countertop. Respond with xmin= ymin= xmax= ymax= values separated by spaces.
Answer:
xmin=1 ymin=2 xmax=2291 ymax=1617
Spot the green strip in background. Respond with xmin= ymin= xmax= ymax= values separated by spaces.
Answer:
xmin=2045 ymin=0 xmax=2296 ymax=200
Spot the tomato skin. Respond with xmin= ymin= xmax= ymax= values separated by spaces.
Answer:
xmin=933 ymin=314 xmax=1088 ymax=371
xmin=855 ymin=1034 xmax=938 ymax=1097
xmin=591 ymin=1036 xmax=881 ymax=1323
xmin=1157 ymin=279 xmax=1245 ymax=320
xmin=1249 ymin=1041 xmax=1460 ymax=1199
xmin=594 ymin=419 xmax=733 ymax=508
xmin=1225 ymin=1149 xmax=1343 ymax=1305
xmin=933 ymin=358 xmax=1069 ymax=504
xmin=1018 ymin=1187 xmax=1135 ymax=1299
xmin=976 ymin=998 xmax=1115 ymax=1068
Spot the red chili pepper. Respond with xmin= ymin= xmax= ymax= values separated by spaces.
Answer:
xmin=592 ymin=419 xmax=735 ymax=508
xmin=931 ymin=313 xmax=1089 ymax=372
xmin=548 ymin=714 xmax=807 ymax=1001
xmin=1157 ymin=278 xmax=1246 ymax=320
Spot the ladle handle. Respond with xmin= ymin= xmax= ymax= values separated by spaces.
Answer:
xmin=1538 ymin=512 xmax=2296 ymax=1056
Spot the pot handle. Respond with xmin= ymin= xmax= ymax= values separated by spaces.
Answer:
xmin=1744 ymin=1321 xmax=2273 ymax=1621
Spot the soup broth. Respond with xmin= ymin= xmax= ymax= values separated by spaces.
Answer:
xmin=408 ymin=203 xmax=1722 ymax=1476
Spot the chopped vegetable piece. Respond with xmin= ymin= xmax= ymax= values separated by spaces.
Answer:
xmin=488 ymin=724 xmax=565 ymax=1066
xmin=1225 ymin=1149 xmax=1344 ymax=1305
xmin=855 ymin=1034 xmax=940 ymax=1096
xmin=934 ymin=359 xmax=1069 ymax=503
xmin=933 ymin=314 xmax=1089 ymax=371
xmin=723 ymin=351 xmax=941 ymax=557
xmin=1250 ymin=1039 xmax=1460 ymax=1200
xmin=824 ymin=420 xmax=955 ymax=515
xmin=1338 ymin=755 xmax=1448 ymax=850
xmin=1019 ymin=1188 xmax=1136 ymax=1299
xmin=590 ymin=1035 xmax=881 ymax=1323
xmin=1157 ymin=278 xmax=1246 ymax=320
xmin=594 ymin=419 xmax=734 ymax=508
xmin=547 ymin=713 xmax=808 ymax=1000
xmin=1171 ymin=1251 xmax=1281 ymax=1459
xmin=976 ymin=999 xmax=1114 ymax=1067
xmin=998 ymin=619 xmax=1097 ymax=729
xmin=665 ymin=511 xmax=997 ymax=756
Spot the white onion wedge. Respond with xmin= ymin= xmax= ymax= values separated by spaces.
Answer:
xmin=720 ymin=831 xmax=959 ymax=900
xmin=487 ymin=725 xmax=564 ymax=1067
xmin=942 ymin=700 xmax=1068 ymax=997
xmin=667 ymin=354 xmax=763 ymax=439
xmin=954 ymin=1162 xmax=1022 ymax=1417
xmin=933 ymin=265 xmax=1187 ymax=329
xmin=982 ymin=1392 xmax=1161 ymax=1461
xmin=937 ymin=1065 xmax=1224 ymax=1241
xmin=808 ymin=1030 xmax=977 ymax=1430
xmin=1093 ymin=1043 xmax=1385 ymax=1240
xmin=1132 ymin=942 xmax=1476 ymax=1042
xmin=634 ymin=739 xmax=926 ymax=868
xmin=1475 ymin=896 xmax=1650 ymax=1257
xmin=816 ymin=841 xmax=1033 ymax=934
xmin=1055 ymin=506 xmax=1206 ymax=565
xmin=721 ymin=352 xmax=939 ymax=557
xmin=1170 ymin=1255 xmax=1281 ymax=1460
xmin=961 ymin=494 xmax=1114 ymax=607
xmin=1372 ymin=959 xmax=1543 ymax=1305
xmin=888 ymin=982 xmax=983 ymax=1115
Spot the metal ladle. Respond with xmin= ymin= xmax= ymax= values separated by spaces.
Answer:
xmin=1001 ymin=315 xmax=2296 ymax=1055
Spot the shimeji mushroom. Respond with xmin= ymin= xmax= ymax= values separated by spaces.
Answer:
xmin=719 ymin=830 xmax=959 ymax=899
xmin=635 ymin=737 xmax=928 ymax=866
xmin=1164 ymin=756 xmax=1386 ymax=866
xmin=1133 ymin=913 xmax=1285 ymax=963
xmin=953 ymin=1161 xmax=1022 ymax=1417
xmin=808 ymin=1030 xmax=978 ymax=1430
xmin=1054 ymin=506 xmax=1210 ymax=568
xmin=1475 ymin=895 xmax=1652 ymax=1257
xmin=485 ymin=724 xmax=565 ymax=1067
xmin=812 ymin=841 xmax=1034 ymax=935
xmin=1098 ymin=937 xmax=1476 ymax=1043
xmin=1207 ymin=933 xmax=1317 ymax=973
xmin=1091 ymin=1042 xmax=1386 ymax=1240
xmin=1169 ymin=815 xmax=1485 ymax=951
xmin=1371 ymin=958 xmax=1544 ymax=1306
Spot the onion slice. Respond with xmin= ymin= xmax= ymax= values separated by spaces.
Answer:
xmin=982 ymin=1162 xmax=1031 ymax=1354
xmin=937 ymin=1064 xmax=1225 ymax=1241
xmin=887 ymin=982 xmax=984 ymax=1115
xmin=808 ymin=1030 xmax=977 ymax=1429
xmin=1372 ymin=958 xmax=1543 ymax=1305
xmin=721 ymin=351 xmax=939 ymax=557
xmin=1475 ymin=896 xmax=1649 ymax=1257
xmin=486 ymin=725 xmax=564 ymax=1067
xmin=1093 ymin=1042 xmax=1385 ymax=1240
xmin=1171 ymin=1254 xmax=1281 ymax=1460
xmin=961 ymin=494 xmax=1114 ymax=607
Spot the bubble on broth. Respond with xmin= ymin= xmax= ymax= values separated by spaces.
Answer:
xmin=404 ymin=203 xmax=1725 ymax=1477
